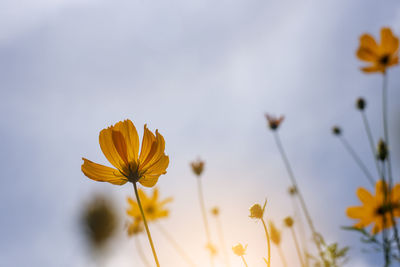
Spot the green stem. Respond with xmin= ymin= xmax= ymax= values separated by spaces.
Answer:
xmin=241 ymin=255 xmax=249 ymax=267
xmin=134 ymin=235 xmax=152 ymax=267
xmin=133 ymin=183 xmax=160 ymax=267
xmin=291 ymin=227 xmax=306 ymax=267
xmin=156 ymin=223 xmax=197 ymax=267
xmin=197 ymin=178 xmax=215 ymax=267
xmin=261 ymin=218 xmax=271 ymax=267
xmin=273 ymin=132 xmax=324 ymax=261
xmin=290 ymin=197 xmax=309 ymax=267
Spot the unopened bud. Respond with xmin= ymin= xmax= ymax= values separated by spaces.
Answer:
xmin=377 ymin=139 xmax=388 ymax=161
xmin=356 ymin=98 xmax=366 ymax=110
xmin=332 ymin=126 xmax=341 ymax=136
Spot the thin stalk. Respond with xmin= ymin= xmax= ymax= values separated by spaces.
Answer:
xmin=134 ymin=235 xmax=152 ymax=267
xmin=215 ymin=216 xmax=230 ymax=267
xmin=155 ymin=223 xmax=197 ymax=267
xmin=241 ymin=255 xmax=249 ymax=267
xmin=272 ymin=132 xmax=324 ymax=260
xmin=133 ymin=183 xmax=160 ymax=267
xmin=277 ymin=246 xmax=288 ymax=267
xmin=381 ymin=72 xmax=400 ymax=254
xmin=261 ymin=218 xmax=271 ymax=267
xmin=290 ymin=196 xmax=309 ymax=267
xmin=291 ymin=227 xmax=306 ymax=267
xmin=197 ymin=177 xmax=215 ymax=267
xmin=360 ymin=110 xmax=381 ymax=176
xmin=338 ymin=136 xmax=375 ymax=187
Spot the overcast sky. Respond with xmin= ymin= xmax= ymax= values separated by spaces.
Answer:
xmin=1 ymin=0 xmax=400 ymax=266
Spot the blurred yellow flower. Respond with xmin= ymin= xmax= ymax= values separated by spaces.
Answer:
xmin=211 ymin=207 xmax=220 ymax=216
xmin=269 ymin=221 xmax=281 ymax=245
xmin=81 ymin=119 xmax=169 ymax=187
xmin=283 ymin=216 xmax=294 ymax=228
xmin=346 ymin=180 xmax=400 ymax=234
xmin=249 ymin=200 xmax=267 ymax=219
xmin=191 ymin=159 xmax=205 ymax=176
xmin=127 ymin=219 xmax=144 ymax=236
xmin=357 ymin=27 xmax=399 ymax=73
xmin=206 ymin=243 xmax=218 ymax=257
xmin=127 ymin=188 xmax=173 ymax=222
xmin=232 ymin=243 xmax=247 ymax=256
xmin=265 ymin=114 xmax=284 ymax=130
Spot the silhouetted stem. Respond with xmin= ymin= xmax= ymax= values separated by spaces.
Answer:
xmin=272 ymin=132 xmax=324 ymax=261
xmin=261 ymin=218 xmax=271 ymax=267
xmin=338 ymin=136 xmax=375 ymax=187
xmin=156 ymin=223 xmax=197 ymax=267
xmin=290 ymin=197 xmax=309 ymax=267
xmin=360 ymin=110 xmax=381 ymax=177
xmin=241 ymin=256 xmax=249 ymax=267
xmin=133 ymin=183 xmax=160 ymax=267
xmin=290 ymin=227 xmax=306 ymax=267
xmin=197 ymin=177 xmax=215 ymax=267
xmin=278 ymin=245 xmax=288 ymax=267
xmin=215 ymin=215 xmax=230 ymax=267
xmin=134 ymin=235 xmax=152 ymax=267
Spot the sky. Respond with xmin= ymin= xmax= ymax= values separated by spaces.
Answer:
xmin=1 ymin=0 xmax=400 ymax=266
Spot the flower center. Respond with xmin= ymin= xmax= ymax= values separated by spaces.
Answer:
xmin=375 ymin=202 xmax=399 ymax=216
xmin=379 ymin=54 xmax=390 ymax=65
xmin=146 ymin=205 xmax=155 ymax=214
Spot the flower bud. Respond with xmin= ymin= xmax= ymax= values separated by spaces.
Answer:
xmin=356 ymin=98 xmax=366 ymax=110
xmin=284 ymin=216 xmax=294 ymax=227
xmin=332 ymin=126 xmax=341 ymax=136
xmin=377 ymin=139 xmax=388 ymax=161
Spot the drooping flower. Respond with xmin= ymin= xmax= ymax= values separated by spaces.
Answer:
xmin=346 ymin=180 xmax=400 ymax=234
xmin=126 ymin=188 xmax=173 ymax=222
xmin=232 ymin=243 xmax=247 ymax=256
xmin=356 ymin=27 xmax=399 ymax=73
xmin=265 ymin=114 xmax=284 ymax=130
xmin=191 ymin=159 xmax=205 ymax=176
xmin=81 ymin=119 xmax=169 ymax=187
xmin=269 ymin=221 xmax=281 ymax=245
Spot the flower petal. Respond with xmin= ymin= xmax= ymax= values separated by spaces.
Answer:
xmin=113 ymin=120 xmax=140 ymax=166
xmin=112 ymin=130 xmax=129 ymax=166
xmin=99 ymin=125 xmax=128 ymax=173
xmin=357 ymin=47 xmax=378 ymax=62
xmin=360 ymin=65 xmax=384 ymax=73
xmin=357 ymin=187 xmax=374 ymax=206
xmin=138 ymin=174 xmax=161 ymax=188
xmin=380 ymin=28 xmax=399 ymax=54
xmin=81 ymin=158 xmax=128 ymax=185
xmin=139 ymin=125 xmax=157 ymax=164
xmin=140 ymin=130 xmax=167 ymax=172
xmin=360 ymin=34 xmax=378 ymax=52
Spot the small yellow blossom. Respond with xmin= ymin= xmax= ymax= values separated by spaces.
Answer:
xmin=283 ymin=216 xmax=294 ymax=228
xmin=347 ymin=180 xmax=400 ymax=234
xmin=191 ymin=159 xmax=205 ymax=176
xmin=232 ymin=243 xmax=247 ymax=256
xmin=357 ymin=27 xmax=399 ymax=73
xmin=211 ymin=207 xmax=220 ymax=216
xmin=82 ymin=119 xmax=169 ymax=187
xmin=249 ymin=199 xmax=267 ymax=219
xmin=127 ymin=188 xmax=173 ymax=222
xmin=206 ymin=243 xmax=218 ymax=257
xmin=265 ymin=114 xmax=284 ymax=130
xmin=269 ymin=221 xmax=281 ymax=245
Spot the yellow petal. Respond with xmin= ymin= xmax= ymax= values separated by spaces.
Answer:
xmin=112 ymin=130 xmax=129 ymax=166
xmin=388 ymin=56 xmax=399 ymax=67
xmin=375 ymin=180 xmax=387 ymax=203
xmin=357 ymin=187 xmax=374 ymax=206
xmin=113 ymin=120 xmax=140 ymax=166
xmin=99 ymin=125 xmax=128 ymax=173
xmin=140 ymin=130 xmax=167 ymax=172
xmin=139 ymin=125 xmax=157 ymax=164
xmin=346 ymin=206 xmax=369 ymax=219
xmin=380 ymin=28 xmax=399 ymax=54
xmin=360 ymin=34 xmax=378 ymax=52
xmin=391 ymin=184 xmax=400 ymax=203
xmin=357 ymin=47 xmax=378 ymax=62
xmin=361 ymin=65 xmax=384 ymax=73
xmin=81 ymin=158 xmax=128 ymax=185
xmin=138 ymin=174 xmax=161 ymax=188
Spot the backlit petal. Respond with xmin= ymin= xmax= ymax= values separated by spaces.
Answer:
xmin=139 ymin=125 xmax=157 ymax=164
xmin=357 ymin=47 xmax=378 ymax=62
xmin=99 ymin=126 xmax=128 ymax=173
xmin=140 ymin=130 xmax=167 ymax=172
xmin=81 ymin=158 xmax=128 ymax=185
xmin=113 ymin=120 xmax=140 ymax=165
xmin=360 ymin=34 xmax=378 ymax=51
xmin=357 ymin=187 xmax=374 ymax=206
xmin=361 ymin=65 xmax=384 ymax=73
xmin=380 ymin=28 xmax=399 ymax=54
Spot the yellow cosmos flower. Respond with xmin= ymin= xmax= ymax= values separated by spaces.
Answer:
xmin=127 ymin=188 xmax=173 ymax=222
xmin=269 ymin=221 xmax=281 ymax=245
xmin=232 ymin=243 xmax=247 ymax=256
xmin=346 ymin=180 xmax=400 ymax=234
xmin=357 ymin=27 xmax=399 ymax=73
xmin=81 ymin=119 xmax=169 ymax=187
